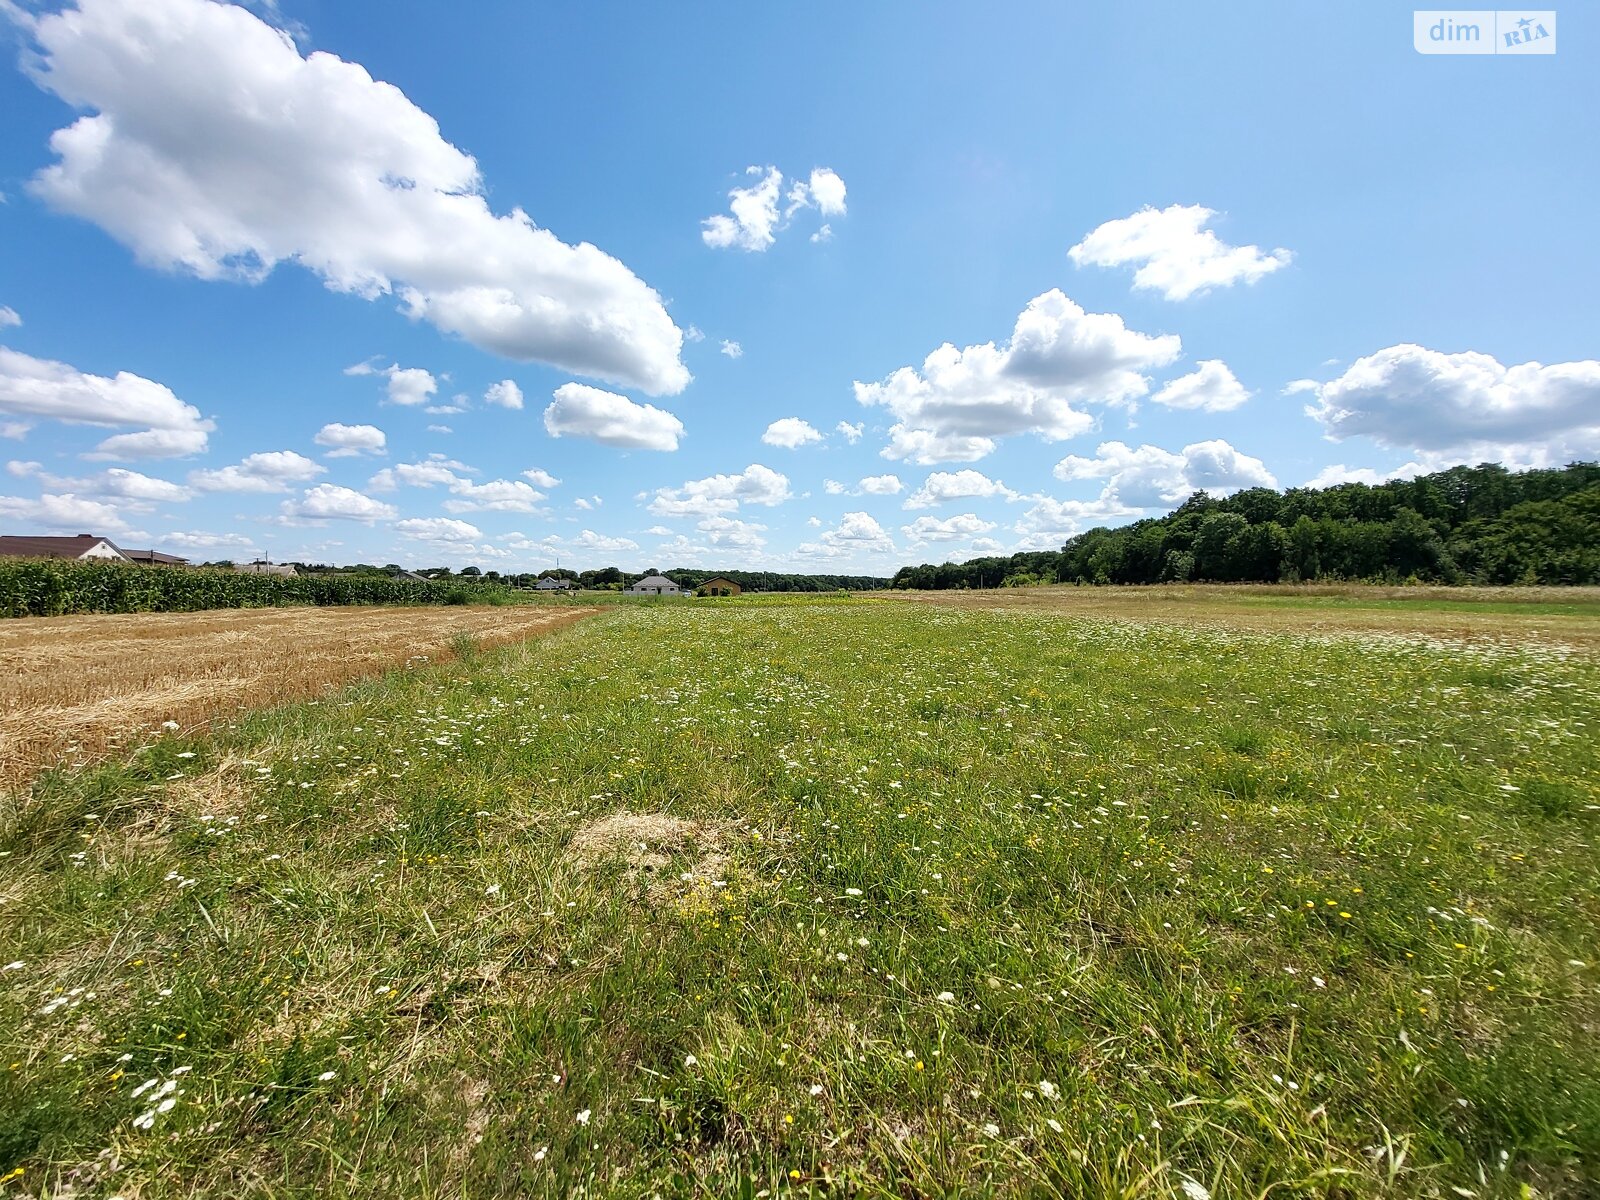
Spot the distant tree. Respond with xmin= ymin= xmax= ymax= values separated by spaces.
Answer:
xmin=894 ymin=463 xmax=1598 ymax=591
xmin=1193 ymin=512 xmax=1249 ymax=580
xmin=460 ymin=566 xmax=482 ymax=577
xmin=1230 ymin=487 xmax=1286 ymax=527
xmin=1387 ymin=507 xmax=1455 ymax=580
xmin=1233 ymin=521 xmax=1289 ymax=582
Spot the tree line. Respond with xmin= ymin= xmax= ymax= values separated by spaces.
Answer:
xmin=530 ymin=567 xmax=889 ymax=592
xmin=891 ymin=462 xmax=1600 ymax=590
xmin=244 ymin=564 xmax=891 ymax=592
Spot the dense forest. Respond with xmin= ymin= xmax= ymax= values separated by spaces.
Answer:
xmin=892 ymin=462 xmax=1600 ymax=589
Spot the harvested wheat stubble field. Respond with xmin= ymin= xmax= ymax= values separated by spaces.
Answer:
xmin=1 ymin=593 xmax=1597 ymax=1198
xmin=0 ymin=605 xmax=596 ymax=783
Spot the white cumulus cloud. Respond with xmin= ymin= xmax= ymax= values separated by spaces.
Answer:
xmin=369 ymin=459 xmax=461 ymax=490
xmin=795 ymin=167 xmax=847 ymax=217
xmin=85 ymin=428 xmax=211 ymax=460
xmin=346 ymin=362 xmax=436 ymax=407
xmin=904 ymin=469 xmax=1018 ymax=510
xmin=901 ymin=513 xmax=996 ymax=544
xmin=442 ymin=477 xmax=545 ymax=513
xmin=855 ymin=290 xmax=1180 ymax=464
xmin=484 ymin=380 xmax=523 ymax=410
xmin=544 ymin=383 xmax=684 ymax=452
xmin=281 ymin=483 xmax=395 ymax=522
xmin=1054 ymin=439 xmax=1276 ymax=508
xmin=0 ymin=307 xmax=20 ymax=328
xmin=19 ymin=0 xmax=689 ymax=393
xmin=697 ymin=515 xmax=767 ymax=549
xmin=395 ymin=516 xmax=481 ymax=542
xmin=1069 ymin=204 xmax=1292 ymax=301
xmin=1305 ymin=344 xmax=1600 ymax=468
xmin=543 ymin=528 xmax=639 ymax=554
xmin=795 ymin=510 xmax=893 ymax=560
xmin=1012 ymin=495 xmax=1140 ymax=549
xmin=1303 ymin=462 xmax=1425 ymax=489
xmin=702 ymin=167 xmax=783 ymax=252
xmin=190 ymin=450 xmax=325 ymax=493
xmin=761 ymin=417 xmax=823 ymax=448
xmin=1151 ymin=360 xmax=1252 ymax=412
xmin=163 ymin=529 xmax=260 ymax=553
xmin=0 ymin=491 xmax=135 ymax=532
xmin=8 ymin=461 xmax=191 ymax=504
xmin=364 ymin=455 xmax=544 ymax=512
xmin=0 ymin=346 xmax=212 ymax=458
xmin=314 ymin=422 xmax=386 ymax=457
xmin=702 ymin=165 xmax=846 ymax=252
xmin=648 ymin=464 xmax=792 ymax=518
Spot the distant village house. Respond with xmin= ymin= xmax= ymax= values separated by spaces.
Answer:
xmin=121 ymin=548 xmax=190 ymax=566
xmin=625 ymin=573 xmax=689 ymax=596
xmin=697 ymin=576 xmax=742 ymax=597
xmin=0 ymin=534 xmax=188 ymax=565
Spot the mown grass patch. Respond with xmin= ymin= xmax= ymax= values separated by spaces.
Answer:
xmin=2 ymin=601 xmax=1597 ymax=1197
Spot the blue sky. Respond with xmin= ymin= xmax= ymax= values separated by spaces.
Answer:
xmin=0 ymin=0 xmax=1595 ymax=573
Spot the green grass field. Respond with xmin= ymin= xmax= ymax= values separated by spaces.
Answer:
xmin=3 ymin=597 xmax=1598 ymax=1198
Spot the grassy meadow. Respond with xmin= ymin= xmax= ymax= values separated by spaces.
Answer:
xmin=2 ymin=595 xmax=1598 ymax=1198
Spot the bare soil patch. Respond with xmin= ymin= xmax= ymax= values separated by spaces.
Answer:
xmin=566 ymin=810 xmax=731 ymax=902
xmin=567 ymin=811 xmax=706 ymax=868
xmin=0 ymin=604 xmax=597 ymax=783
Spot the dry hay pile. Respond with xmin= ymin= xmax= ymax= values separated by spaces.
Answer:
xmin=565 ymin=811 xmax=732 ymax=907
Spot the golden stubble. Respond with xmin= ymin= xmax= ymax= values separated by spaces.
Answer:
xmin=0 ymin=605 xmax=598 ymax=783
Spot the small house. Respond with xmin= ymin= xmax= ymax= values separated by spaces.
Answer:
xmin=535 ymin=576 xmax=575 ymax=591
xmin=697 ymin=576 xmax=742 ymax=597
xmin=625 ymin=573 xmax=685 ymax=596
xmin=120 ymin=548 xmax=190 ymax=566
xmin=0 ymin=534 xmax=130 ymax=562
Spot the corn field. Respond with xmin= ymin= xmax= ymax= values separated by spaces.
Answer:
xmin=0 ymin=558 xmax=519 ymax=617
